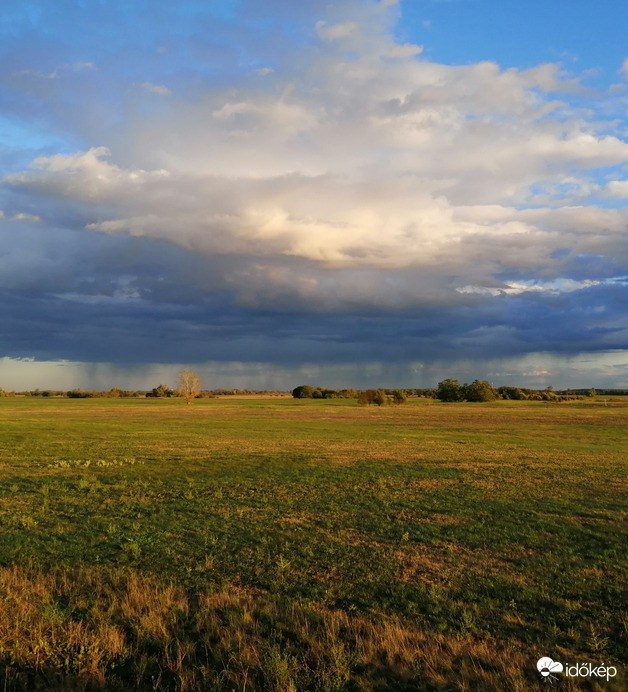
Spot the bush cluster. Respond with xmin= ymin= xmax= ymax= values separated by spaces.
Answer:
xmin=436 ymin=380 xmax=594 ymax=402
xmin=436 ymin=379 xmax=498 ymax=402
xmin=292 ymin=386 xmax=408 ymax=405
xmin=67 ymin=388 xmax=144 ymax=398
xmin=291 ymin=385 xmax=358 ymax=399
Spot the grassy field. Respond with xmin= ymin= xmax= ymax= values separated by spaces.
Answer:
xmin=0 ymin=396 xmax=626 ymax=691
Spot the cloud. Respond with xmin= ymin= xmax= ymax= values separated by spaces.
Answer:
xmin=12 ymin=68 xmax=59 ymax=80
xmin=1 ymin=0 xmax=628 ymax=378
xmin=604 ymin=179 xmax=628 ymax=197
xmin=316 ymin=21 xmax=358 ymax=41
xmin=11 ymin=61 xmax=95 ymax=81
xmin=6 ymin=147 xmax=170 ymax=201
xmin=71 ymin=62 xmax=95 ymax=71
xmin=457 ymin=279 xmax=603 ymax=297
xmin=0 ymin=210 xmax=41 ymax=222
xmin=139 ymin=81 xmax=171 ymax=96
xmin=386 ymin=43 xmax=423 ymax=58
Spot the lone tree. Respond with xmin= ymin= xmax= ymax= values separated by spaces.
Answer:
xmin=178 ymin=369 xmax=202 ymax=404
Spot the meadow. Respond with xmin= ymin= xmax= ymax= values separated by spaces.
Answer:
xmin=0 ymin=396 xmax=626 ymax=691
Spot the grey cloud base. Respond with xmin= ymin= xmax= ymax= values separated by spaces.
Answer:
xmin=0 ymin=222 xmax=626 ymax=369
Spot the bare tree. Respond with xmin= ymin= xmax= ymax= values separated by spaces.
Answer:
xmin=177 ymin=369 xmax=202 ymax=404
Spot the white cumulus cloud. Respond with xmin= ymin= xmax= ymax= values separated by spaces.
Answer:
xmin=3 ymin=0 xmax=628 ymax=314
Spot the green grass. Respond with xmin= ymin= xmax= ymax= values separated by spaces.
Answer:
xmin=0 ymin=397 xmax=626 ymax=690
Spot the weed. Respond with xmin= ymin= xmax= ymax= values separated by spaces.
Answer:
xmin=17 ymin=514 xmax=38 ymax=530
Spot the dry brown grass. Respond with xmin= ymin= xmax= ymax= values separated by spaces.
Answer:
xmin=3 ymin=565 xmax=617 ymax=691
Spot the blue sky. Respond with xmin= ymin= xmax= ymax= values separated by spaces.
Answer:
xmin=1 ymin=0 xmax=627 ymax=390
xmin=401 ymin=1 xmax=628 ymax=76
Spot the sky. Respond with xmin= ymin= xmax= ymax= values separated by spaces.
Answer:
xmin=1 ymin=0 xmax=628 ymax=391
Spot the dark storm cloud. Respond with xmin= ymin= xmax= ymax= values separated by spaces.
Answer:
xmin=1 ymin=218 xmax=626 ymax=366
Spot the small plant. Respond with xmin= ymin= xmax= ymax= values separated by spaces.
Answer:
xmin=122 ymin=541 xmax=142 ymax=559
xmin=276 ymin=555 xmax=291 ymax=572
xmin=262 ymin=644 xmax=299 ymax=692
xmin=48 ymin=457 xmax=142 ymax=469
xmin=587 ymin=624 xmax=609 ymax=653
xmin=18 ymin=514 xmax=39 ymax=529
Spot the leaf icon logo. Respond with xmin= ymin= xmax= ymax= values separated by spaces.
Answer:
xmin=537 ymin=657 xmax=563 ymax=680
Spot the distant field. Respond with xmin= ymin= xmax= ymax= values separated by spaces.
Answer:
xmin=0 ymin=397 xmax=626 ymax=691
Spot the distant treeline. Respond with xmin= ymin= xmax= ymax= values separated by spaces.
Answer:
xmin=1 ymin=384 xmax=627 ymax=401
xmin=292 ymin=382 xmax=628 ymax=404
xmin=0 ymin=387 xmax=289 ymax=399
